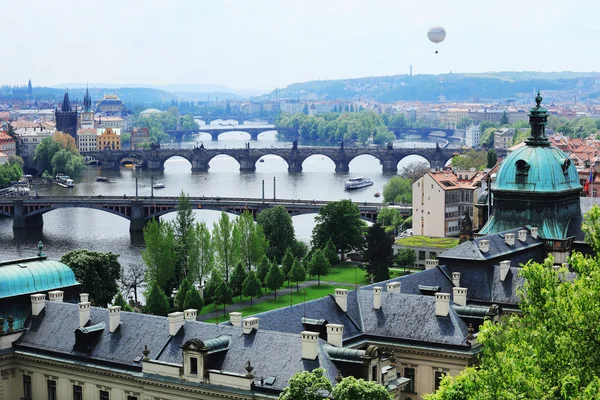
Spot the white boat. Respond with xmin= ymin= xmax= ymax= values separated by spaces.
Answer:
xmin=55 ymin=174 xmax=74 ymax=188
xmin=344 ymin=177 xmax=374 ymax=190
xmin=153 ymin=183 xmax=165 ymax=189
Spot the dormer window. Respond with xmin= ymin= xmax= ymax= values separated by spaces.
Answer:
xmin=515 ymin=159 xmax=530 ymax=184
xmin=190 ymin=356 xmax=198 ymax=375
xmin=561 ymin=158 xmax=571 ymax=175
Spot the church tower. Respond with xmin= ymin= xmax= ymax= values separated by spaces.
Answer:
xmin=80 ymin=87 xmax=94 ymax=130
xmin=55 ymin=92 xmax=78 ymax=139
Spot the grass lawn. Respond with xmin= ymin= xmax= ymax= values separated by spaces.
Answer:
xmin=396 ymin=235 xmax=459 ymax=249
xmin=203 ymin=284 xmax=354 ymax=323
xmin=198 ymin=287 xmax=277 ymax=316
xmin=320 ymin=263 xmax=371 ymax=286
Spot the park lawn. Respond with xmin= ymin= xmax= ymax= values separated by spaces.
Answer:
xmin=396 ymin=235 xmax=459 ymax=249
xmin=203 ymin=284 xmax=354 ymax=323
xmin=317 ymin=263 xmax=371 ymax=286
xmin=198 ymin=287 xmax=276 ymax=316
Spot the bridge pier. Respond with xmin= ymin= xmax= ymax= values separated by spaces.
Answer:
xmin=239 ymin=157 xmax=256 ymax=172
xmin=381 ymin=157 xmax=398 ymax=173
xmin=130 ymin=201 xmax=146 ymax=232
xmin=334 ymin=160 xmax=349 ymax=173
xmin=287 ymin=158 xmax=303 ymax=173
xmin=13 ymin=200 xmax=43 ymax=230
xmin=146 ymin=159 xmax=164 ymax=171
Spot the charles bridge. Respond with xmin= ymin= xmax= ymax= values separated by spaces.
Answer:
xmin=82 ymin=144 xmax=463 ymax=172
xmin=0 ymin=196 xmax=402 ymax=232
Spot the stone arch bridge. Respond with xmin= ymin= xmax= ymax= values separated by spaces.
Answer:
xmin=0 ymin=196 xmax=399 ymax=232
xmin=82 ymin=146 xmax=462 ymax=172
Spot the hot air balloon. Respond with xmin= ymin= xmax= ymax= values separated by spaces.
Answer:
xmin=427 ymin=26 xmax=446 ymax=54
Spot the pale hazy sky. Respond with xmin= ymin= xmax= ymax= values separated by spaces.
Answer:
xmin=4 ymin=0 xmax=599 ymax=92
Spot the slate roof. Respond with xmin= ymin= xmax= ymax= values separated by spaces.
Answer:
xmin=439 ymin=227 xmax=544 ymax=261
xmin=245 ymin=294 xmax=362 ymax=340
xmin=16 ymin=301 xmax=338 ymax=393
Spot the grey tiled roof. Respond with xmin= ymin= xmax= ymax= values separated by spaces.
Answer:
xmin=439 ymin=227 xmax=544 ymax=261
xmin=17 ymin=301 xmax=338 ymax=392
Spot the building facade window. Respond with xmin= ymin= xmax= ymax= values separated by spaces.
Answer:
xmin=434 ymin=371 xmax=446 ymax=391
xmin=99 ymin=390 xmax=110 ymax=400
xmin=23 ymin=375 xmax=32 ymax=400
xmin=126 ymin=396 xmax=138 ymax=400
xmin=73 ymin=385 xmax=83 ymax=400
xmin=190 ymin=356 xmax=198 ymax=375
xmin=47 ymin=379 xmax=57 ymax=400
xmin=404 ymin=367 xmax=415 ymax=392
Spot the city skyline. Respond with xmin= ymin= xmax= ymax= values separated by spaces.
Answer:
xmin=4 ymin=0 xmax=600 ymax=93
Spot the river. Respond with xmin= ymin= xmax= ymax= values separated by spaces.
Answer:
xmin=0 ymin=121 xmax=446 ymax=269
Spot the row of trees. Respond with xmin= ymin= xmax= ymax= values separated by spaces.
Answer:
xmin=0 ymin=158 xmax=23 ymax=188
xmin=135 ymin=107 xmax=199 ymax=144
xmin=34 ymin=132 xmax=84 ymax=177
xmin=277 ymin=112 xmax=395 ymax=144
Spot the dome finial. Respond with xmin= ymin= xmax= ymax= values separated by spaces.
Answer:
xmin=535 ymin=91 xmax=542 ymax=107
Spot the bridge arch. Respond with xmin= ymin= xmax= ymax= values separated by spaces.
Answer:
xmin=255 ymin=153 xmax=289 ymax=171
xmin=24 ymin=204 xmax=132 ymax=221
xmin=396 ymin=154 xmax=432 ymax=173
xmin=206 ymin=153 xmax=242 ymax=172
xmin=256 ymin=130 xmax=278 ymax=141
xmin=157 ymin=154 xmax=194 ymax=171
xmin=162 ymin=155 xmax=193 ymax=171
xmin=348 ymin=154 xmax=384 ymax=173
xmin=112 ymin=153 xmax=146 ymax=169
xmin=300 ymin=154 xmax=337 ymax=172
xmin=215 ymin=131 xmax=252 ymax=141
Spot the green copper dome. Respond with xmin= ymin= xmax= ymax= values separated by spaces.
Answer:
xmin=492 ymin=145 xmax=581 ymax=193
xmin=479 ymin=93 xmax=583 ymax=239
xmin=0 ymin=258 xmax=79 ymax=299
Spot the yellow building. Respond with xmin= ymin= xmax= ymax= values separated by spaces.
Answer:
xmin=97 ymin=127 xmax=121 ymax=150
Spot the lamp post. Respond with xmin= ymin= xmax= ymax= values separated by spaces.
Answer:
xmin=135 ymin=177 xmax=138 ymax=199
xmin=273 ymin=177 xmax=276 ymax=201
xmin=151 ymin=175 xmax=154 ymax=198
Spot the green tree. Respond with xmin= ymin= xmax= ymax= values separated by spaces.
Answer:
xmin=214 ymin=280 xmax=233 ymax=316
xmin=456 ymin=116 xmax=473 ymax=130
xmin=230 ymin=263 xmax=247 ymax=301
xmin=6 ymin=124 xmax=22 ymax=156
xmin=204 ymin=272 xmax=223 ymax=306
xmin=324 ymin=238 xmax=339 ymax=265
xmin=236 ymin=211 xmax=269 ymax=272
xmin=183 ymin=287 xmax=203 ymax=312
xmin=479 ymin=120 xmax=497 ymax=133
xmin=281 ymin=248 xmax=295 ymax=285
xmin=452 ymin=149 xmax=487 ymax=171
xmin=142 ymin=219 xmax=176 ymax=295
xmin=479 ymin=127 xmax=496 ymax=148
xmin=382 ymin=176 xmax=412 ymax=204
xmin=145 ymin=281 xmax=169 ymax=316
xmin=173 ymin=191 xmax=195 ymax=283
xmin=278 ymin=368 xmax=332 ymax=400
xmin=388 ymin=114 xmax=408 ymax=129
xmin=332 ymin=376 xmax=392 ymax=400
xmin=265 ymin=263 xmax=285 ymax=299
xmin=292 ymin=240 xmax=308 ymax=259
xmin=487 ymin=148 xmax=498 ymax=168
xmin=256 ymin=256 xmax=270 ymax=287
xmin=50 ymin=149 xmax=84 ymax=176
xmin=308 ymin=249 xmax=330 ymax=286
xmin=289 ymin=259 xmax=306 ymax=291
xmin=500 ymin=110 xmax=509 ymax=125
xmin=395 ymin=248 xmax=416 ymax=270
xmin=60 ymin=250 xmax=121 ymax=307
xmin=34 ymin=137 xmax=60 ymax=173
xmin=175 ymin=277 xmax=193 ymax=310
xmin=312 ymin=200 xmax=365 ymax=260
xmin=212 ymin=212 xmax=241 ymax=283
xmin=377 ymin=207 xmax=403 ymax=235
xmin=112 ymin=292 xmax=134 ymax=312
xmin=363 ymin=223 xmax=393 ymax=282
xmin=257 ymin=206 xmax=296 ymax=262
xmin=188 ymin=221 xmax=214 ymax=286
xmin=242 ymin=270 xmax=262 ymax=307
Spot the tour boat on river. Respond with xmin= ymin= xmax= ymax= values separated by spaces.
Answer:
xmin=55 ymin=174 xmax=74 ymax=188
xmin=153 ymin=183 xmax=165 ymax=189
xmin=344 ymin=177 xmax=373 ymax=190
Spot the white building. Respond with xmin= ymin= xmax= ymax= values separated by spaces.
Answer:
xmin=280 ymin=101 xmax=303 ymax=114
xmin=77 ymin=128 xmax=98 ymax=152
xmin=465 ymin=124 xmax=481 ymax=148
xmin=494 ymin=128 xmax=514 ymax=150
xmin=412 ymin=170 xmax=485 ymax=237
xmin=96 ymin=116 xmax=126 ymax=132
xmin=12 ymin=121 xmax=55 ymax=161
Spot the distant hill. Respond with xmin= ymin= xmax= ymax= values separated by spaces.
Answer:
xmin=53 ymin=83 xmax=249 ymax=99
xmin=260 ymin=71 xmax=600 ymax=102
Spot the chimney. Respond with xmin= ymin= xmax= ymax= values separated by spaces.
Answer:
xmin=530 ymin=227 xmax=538 ymax=239
xmin=425 ymin=259 xmax=439 ymax=270
xmin=478 ymin=240 xmax=490 ymax=253
xmin=386 ymin=282 xmax=401 ymax=293
xmin=301 ymin=331 xmax=319 ymax=360
xmin=108 ymin=306 xmax=121 ymax=333
xmin=48 ymin=290 xmax=64 ymax=302
xmin=518 ymin=229 xmax=528 ymax=242
xmin=453 ymin=287 xmax=467 ymax=306
xmin=242 ymin=317 xmax=259 ymax=335
xmin=452 ymin=272 xmax=461 ymax=287
xmin=31 ymin=293 xmax=46 ymax=316
xmin=80 ymin=293 xmax=89 ymax=303
xmin=562 ymin=262 xmax=569 ymax=270
xmin=78 ymin=302 xmax=91 ymax=328
xmin=229 ymin=312 xmax=242 ymax=327
xmin=334 ymin=289 xmax=348 ymax=312
xmin=184 ymin=309 xmax=197 ymax=321
xmin=499 ymin=260 xmax=511 ymax=281
xmin=373 ymin=286 xmax=382 ymax=310
xmin=435 ymin=293 xmax=450 ymax=317
xmin=504 ymin=233 xmax=515 ymax=246
xmin=168 ymin=312 xmax=184 ymax=336
xmin=326 ymin=324 xmax=344 ymax=347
